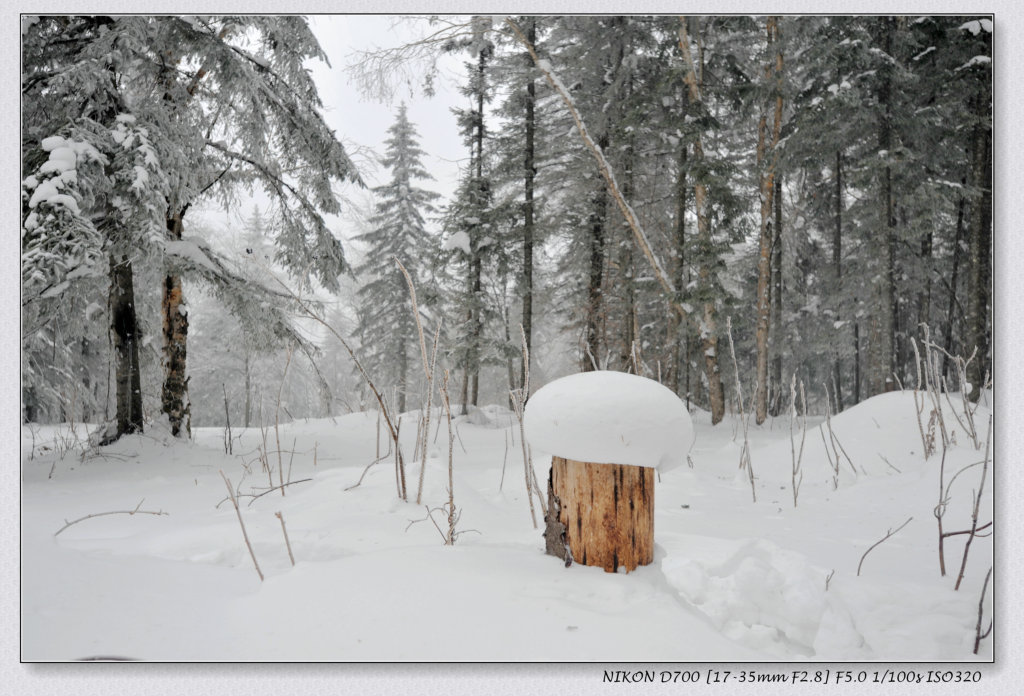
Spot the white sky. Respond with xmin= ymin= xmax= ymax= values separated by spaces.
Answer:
xmin=307 ymin=15 xmax=467 ymax=235
xmin=189 ymin=15 xmax=469 ymax=244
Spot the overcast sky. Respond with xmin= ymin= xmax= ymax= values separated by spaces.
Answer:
xmin=306 ymin=15 xmax=468 ymax=236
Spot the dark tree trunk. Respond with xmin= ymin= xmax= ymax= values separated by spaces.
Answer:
xmin=832 ymin=149 xmax=844 ymax=412
xmin=853 ymin=320 xmax=861 ymax=404
xmin=109 ymin=252 xmax=144 ymax=439
xmin=869 ymin=17 xmax=897 ymax=397
xmin=770 ymin=175 xmax=784 ymax=416
xmin=162 ymin=212 xmax=190 ymax=437
xmin=943 ymin=189 xmax=967 ymax=380
xmin=583 ymin=145 xmax=609 ymax=372
xmin=967 ymin=106 xmax=992 ymax=400
xmin=670 ymin=143 xmax=688 ymax=396
xmin=520 ymin=18 xmax=536 ymax=392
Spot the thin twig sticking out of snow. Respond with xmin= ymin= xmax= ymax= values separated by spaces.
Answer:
xmin=954 ymin=415 xmax=992 ymax=591
xmin=275 ymin=511 xmax=295 ymax=566
xmin=219 ymin=471 xmax=263 ymax=582
xmin=857 ymin=517 xmax=913 ymax=577
xmin=789 ymin=374 xmax=806 ymax=508
xmin=273 ymin=344 xmax=294 ymax=497
xmin=509 ymin=323 xmax=543 ymax=527
xmin=54 ymin=499 xmax=168 ymax=536
xmin=973 ymin=566 xmax=994 ymax=654
xmin=725 ymin=317 xmax=755 ymax=502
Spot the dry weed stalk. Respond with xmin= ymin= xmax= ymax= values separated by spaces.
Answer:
xmin=973 ymin=566 xmax=993 ymax=654
xmin=857 ymin=517 xmax=913 ymax=577
xmin=222 ymin=384 xmax=233 ymax=455
xmin=219 ymin=470 xmax=264 ymax=582
xmin=725 ymin=317 xmax=755 ymax=502
xmin=954 ymin=415 xmax=992 ymax=591
xmin=273 ymin=344 xmax=294 ymax=497
xmin=788 ymin=374 xmax=806 ymax=507
xmin=275 ymin=511 xmax=295 ymax=566
xmin=441 ymin=370 xmax=457 ymax=545
xmin=395 ymin=258 xmax=441 ymax=506
xmin=509 ymin=324 xmax=544 ymax=527
xmin=263 ymin=264 xmax=409 ymax=500
xmin=934 ymin=445 xmax=993 ymax=577
xmin=405 ymin=370 xmax=480 ymax=545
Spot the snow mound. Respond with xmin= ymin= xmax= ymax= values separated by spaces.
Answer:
xmin=662 ymin=537 xmax=982 ymax=660
xmin=663 ymin=539 xmax=827 ymax=658
xmin=523 ymin=371 xmax=694 ymax=471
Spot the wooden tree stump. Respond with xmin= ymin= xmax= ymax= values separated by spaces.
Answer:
xmin=548 ymin=456 xmax=654 ymax=573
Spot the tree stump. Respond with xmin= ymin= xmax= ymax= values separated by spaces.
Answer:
xmin=548 ymin=456 xmax=654 ymax=573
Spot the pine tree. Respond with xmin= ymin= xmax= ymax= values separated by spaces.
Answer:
xmin=353 ymin=104 xmax=439 ymax=413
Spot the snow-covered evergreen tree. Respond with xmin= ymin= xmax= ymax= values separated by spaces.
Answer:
xmin=21 ymin=15 xmax=362 ymax=437
xmin=353 ymin=105 xmax=439 ymax=413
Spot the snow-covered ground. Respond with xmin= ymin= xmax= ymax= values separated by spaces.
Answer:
xmin=21 ymin=390 xmax=993 ymax=667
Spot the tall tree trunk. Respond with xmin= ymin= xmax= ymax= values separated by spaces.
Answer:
xmin=162 ymin=212 xmax=190 ymax=437
xmin=520 ymin=18 xmax=536 ymax=392
xmin=754 ymin=17 xmax=783 ymax=424
xmin=770 ymin=176 xmax=784 ymax=416
xmin=832 ymin=149 xmax=845 ymax=412
xmin=918 ymin=229 xmax=933 ymax=339
xmin=853 ymin=320 xmax=862 ymax=404
xmin=468 ymin=44 xmax=488 ymax=409
xmin=679 ymin=17 xmax=726 ymax=424
xmin=617 ymin=128 xmax=637 ymax=372
xmin=109 ymin=252 xmax=144 ymax=438
xmin=869 ymin=17 xmax=897 ymax=396
xmin=670 ymin=143 xmax=688 ymax=396
xmin=967 ymin=103 xmax=991 ymax=400
xmin=943 ymin=189 xmax=967 ymax=380
xmin=583 ymin=148 xmax=609 ymax=372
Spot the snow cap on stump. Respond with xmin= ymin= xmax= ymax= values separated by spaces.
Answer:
xmin=523 ymin=370 xmax=694 ymax=472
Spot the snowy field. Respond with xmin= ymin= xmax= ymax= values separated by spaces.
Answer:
xmin=21 ymin=390 xmax=993 ymax=663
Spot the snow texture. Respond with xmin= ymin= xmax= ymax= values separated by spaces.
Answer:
xmin=20 ymin=390 xmax=993 ymax=662
xmin=442 ymin=230 xmax=471 ymax=254
xmin=523 ymin=371 xmax=694 ymax=471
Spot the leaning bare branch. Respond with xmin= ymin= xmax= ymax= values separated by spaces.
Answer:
xmin=726 ymin=317 xmax=755 ymax=502
xmin=504 ymin=16 xmax=686 ymax=325
xmin=220 ymin=470 xmax=264 ymax=582
xmin=54 ymin=499 xmax=168 ymax=537
xmin=857 ymin=517 xmax=913 ymax=576
xmin=245 ymin=478 xmax=314 ymax=506
xmin=345 ymin=455 xmax=390 ymax=491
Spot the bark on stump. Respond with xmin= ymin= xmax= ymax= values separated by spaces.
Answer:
xmin=547 ymin=456 xmax=654 ymax=573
